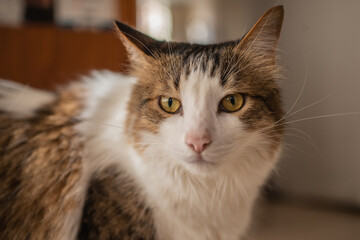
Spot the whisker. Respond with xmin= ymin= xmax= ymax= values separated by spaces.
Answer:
xmin=261 ymin=54 xmax=309 ymax=133
xmin=285 ymin=127 xmax=324 ymax=159
xmin=284 ymin=93 xmax=334 ymax=119
xmin=283 ymin=112 xmax=360 ymax=126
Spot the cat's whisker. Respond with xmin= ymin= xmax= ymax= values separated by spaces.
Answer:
xmin=277 ymin=112 xmax=360 ymax=127
xmin=283 ymin=93 xmax=334 ymax=120
xmin=280 ymin=141 xmax=320 ymax=161
xmin=259 ymin=55 xmax=309 ymax=133
xmin=281 ymin=54 xmax=309 ymax=120
xmin=284 ymin=127 xmax=324 ymax=159
xmin=255 ymin=110 xmax=360 ymax=148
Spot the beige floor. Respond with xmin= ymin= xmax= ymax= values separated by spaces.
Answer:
xmin=247 ymin=200 xmax=360 ymax=240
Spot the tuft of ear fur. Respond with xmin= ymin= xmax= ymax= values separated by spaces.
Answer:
xmin=238 ymin=5 xmax=284 ymax=61
xmin=114 ymin=21 xmax=161 ymax=66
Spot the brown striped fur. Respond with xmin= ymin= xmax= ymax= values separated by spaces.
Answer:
xmin=0 ymin=89 xmax=84 ymax=240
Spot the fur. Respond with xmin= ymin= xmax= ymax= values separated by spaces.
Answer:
xmin=0 ymin=6 xmax=285 ymax=240
xmin=0 ymin=78 xmax=55 ymax=118
xmin=0 ymin=89 xmax=85 ymax=240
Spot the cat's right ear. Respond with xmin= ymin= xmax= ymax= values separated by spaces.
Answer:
xmin=114 ymin=21 xmax=159 ymax=64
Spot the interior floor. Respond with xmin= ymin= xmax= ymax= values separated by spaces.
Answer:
xmin=247 ymin=199 xmax=360 ymax=240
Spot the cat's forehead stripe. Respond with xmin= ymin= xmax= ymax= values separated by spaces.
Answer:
xmin=179 ymin=46 xmax=234 ymax=88
xmin=163 ymin=45 xmax=230 ymax=89
xmin=210 ymin=53 xmax=220 ymax=77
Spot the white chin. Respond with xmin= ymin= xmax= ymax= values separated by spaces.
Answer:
xmin=182 ymin=158 xmax=220 ymax=176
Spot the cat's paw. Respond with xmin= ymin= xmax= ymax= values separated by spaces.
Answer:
xmin=0 ymin=79 xmax=55 ymax=118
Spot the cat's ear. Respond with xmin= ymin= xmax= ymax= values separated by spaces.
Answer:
xmin=114 ymin=21 xmax=159 ymax=64
xmin=238 ymin=5 xmax=284 ymax=60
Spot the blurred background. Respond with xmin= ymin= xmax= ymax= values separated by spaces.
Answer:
xmin=0 ymin=0 xmax=359 ymax=239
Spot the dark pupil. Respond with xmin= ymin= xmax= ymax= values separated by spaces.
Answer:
xmin=229 ymin=96 xmax=235 ymax=105
xmin=168 ymin=98 xmax=173 ymax=107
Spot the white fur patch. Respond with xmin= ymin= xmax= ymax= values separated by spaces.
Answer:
xmin=0 ymin=79 xmax=55 ymax=118
xmin=61 ymin=71 xmax=137 ymax=239
xmin=73 ymin=71 xmax=136 ymax=176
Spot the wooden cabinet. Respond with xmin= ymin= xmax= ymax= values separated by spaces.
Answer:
xmin=0 ymin=0 xmax=135 ymax=89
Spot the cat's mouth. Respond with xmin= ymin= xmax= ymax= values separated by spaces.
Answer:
xmin=182 ymin=154 xmax=220 ymax=175
xmin=188 ymin=155 xmax=217 ymax=167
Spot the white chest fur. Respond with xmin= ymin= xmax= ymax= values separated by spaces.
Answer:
xmin=129 ymin=148 xmax=276 ymax=240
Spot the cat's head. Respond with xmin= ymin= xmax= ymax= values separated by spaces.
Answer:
xmin=117 ymin=6 xmax=285 ymax=176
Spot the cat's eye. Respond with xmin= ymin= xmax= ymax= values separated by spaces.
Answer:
xmin=159 ymin=96 xmax=181 ymax=113
xmin=220 ymin=93 xmax=245 ymax=112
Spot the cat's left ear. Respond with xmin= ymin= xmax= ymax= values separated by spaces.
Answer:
xmin=238 ymin=6 xmax=284 ymax=60
xmin=114 ymin=21 xmax=160 ymax=64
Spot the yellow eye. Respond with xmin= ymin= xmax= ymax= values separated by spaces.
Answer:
xmin=159 ymin=96 xmax=181 ymax=113
xmin=220 ymin=93 xmax=245 ymax=112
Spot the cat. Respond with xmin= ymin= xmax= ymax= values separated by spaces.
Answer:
xmin=0 ymin=5 xmax=284 ymax=240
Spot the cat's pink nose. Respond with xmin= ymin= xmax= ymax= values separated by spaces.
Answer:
xmin=185 ymin=131 xmax=212 ymax=154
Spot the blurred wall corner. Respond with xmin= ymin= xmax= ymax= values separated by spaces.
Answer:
xmin=0 ymin=0 xmax=25 ymax=26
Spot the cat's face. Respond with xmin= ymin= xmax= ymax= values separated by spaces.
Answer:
xmin=118 ymin=6 xmax=284 ymax=175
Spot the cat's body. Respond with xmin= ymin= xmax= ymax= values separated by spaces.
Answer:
xmin=0 ymin=6 xmax=285 ymax=240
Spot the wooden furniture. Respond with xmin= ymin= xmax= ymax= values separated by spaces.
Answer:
xmin=0 ymin=0 xmax=136 ymax=90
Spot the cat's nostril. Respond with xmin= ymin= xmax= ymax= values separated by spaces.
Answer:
xmin=185 ymin=133 xmax=212 ymax=154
